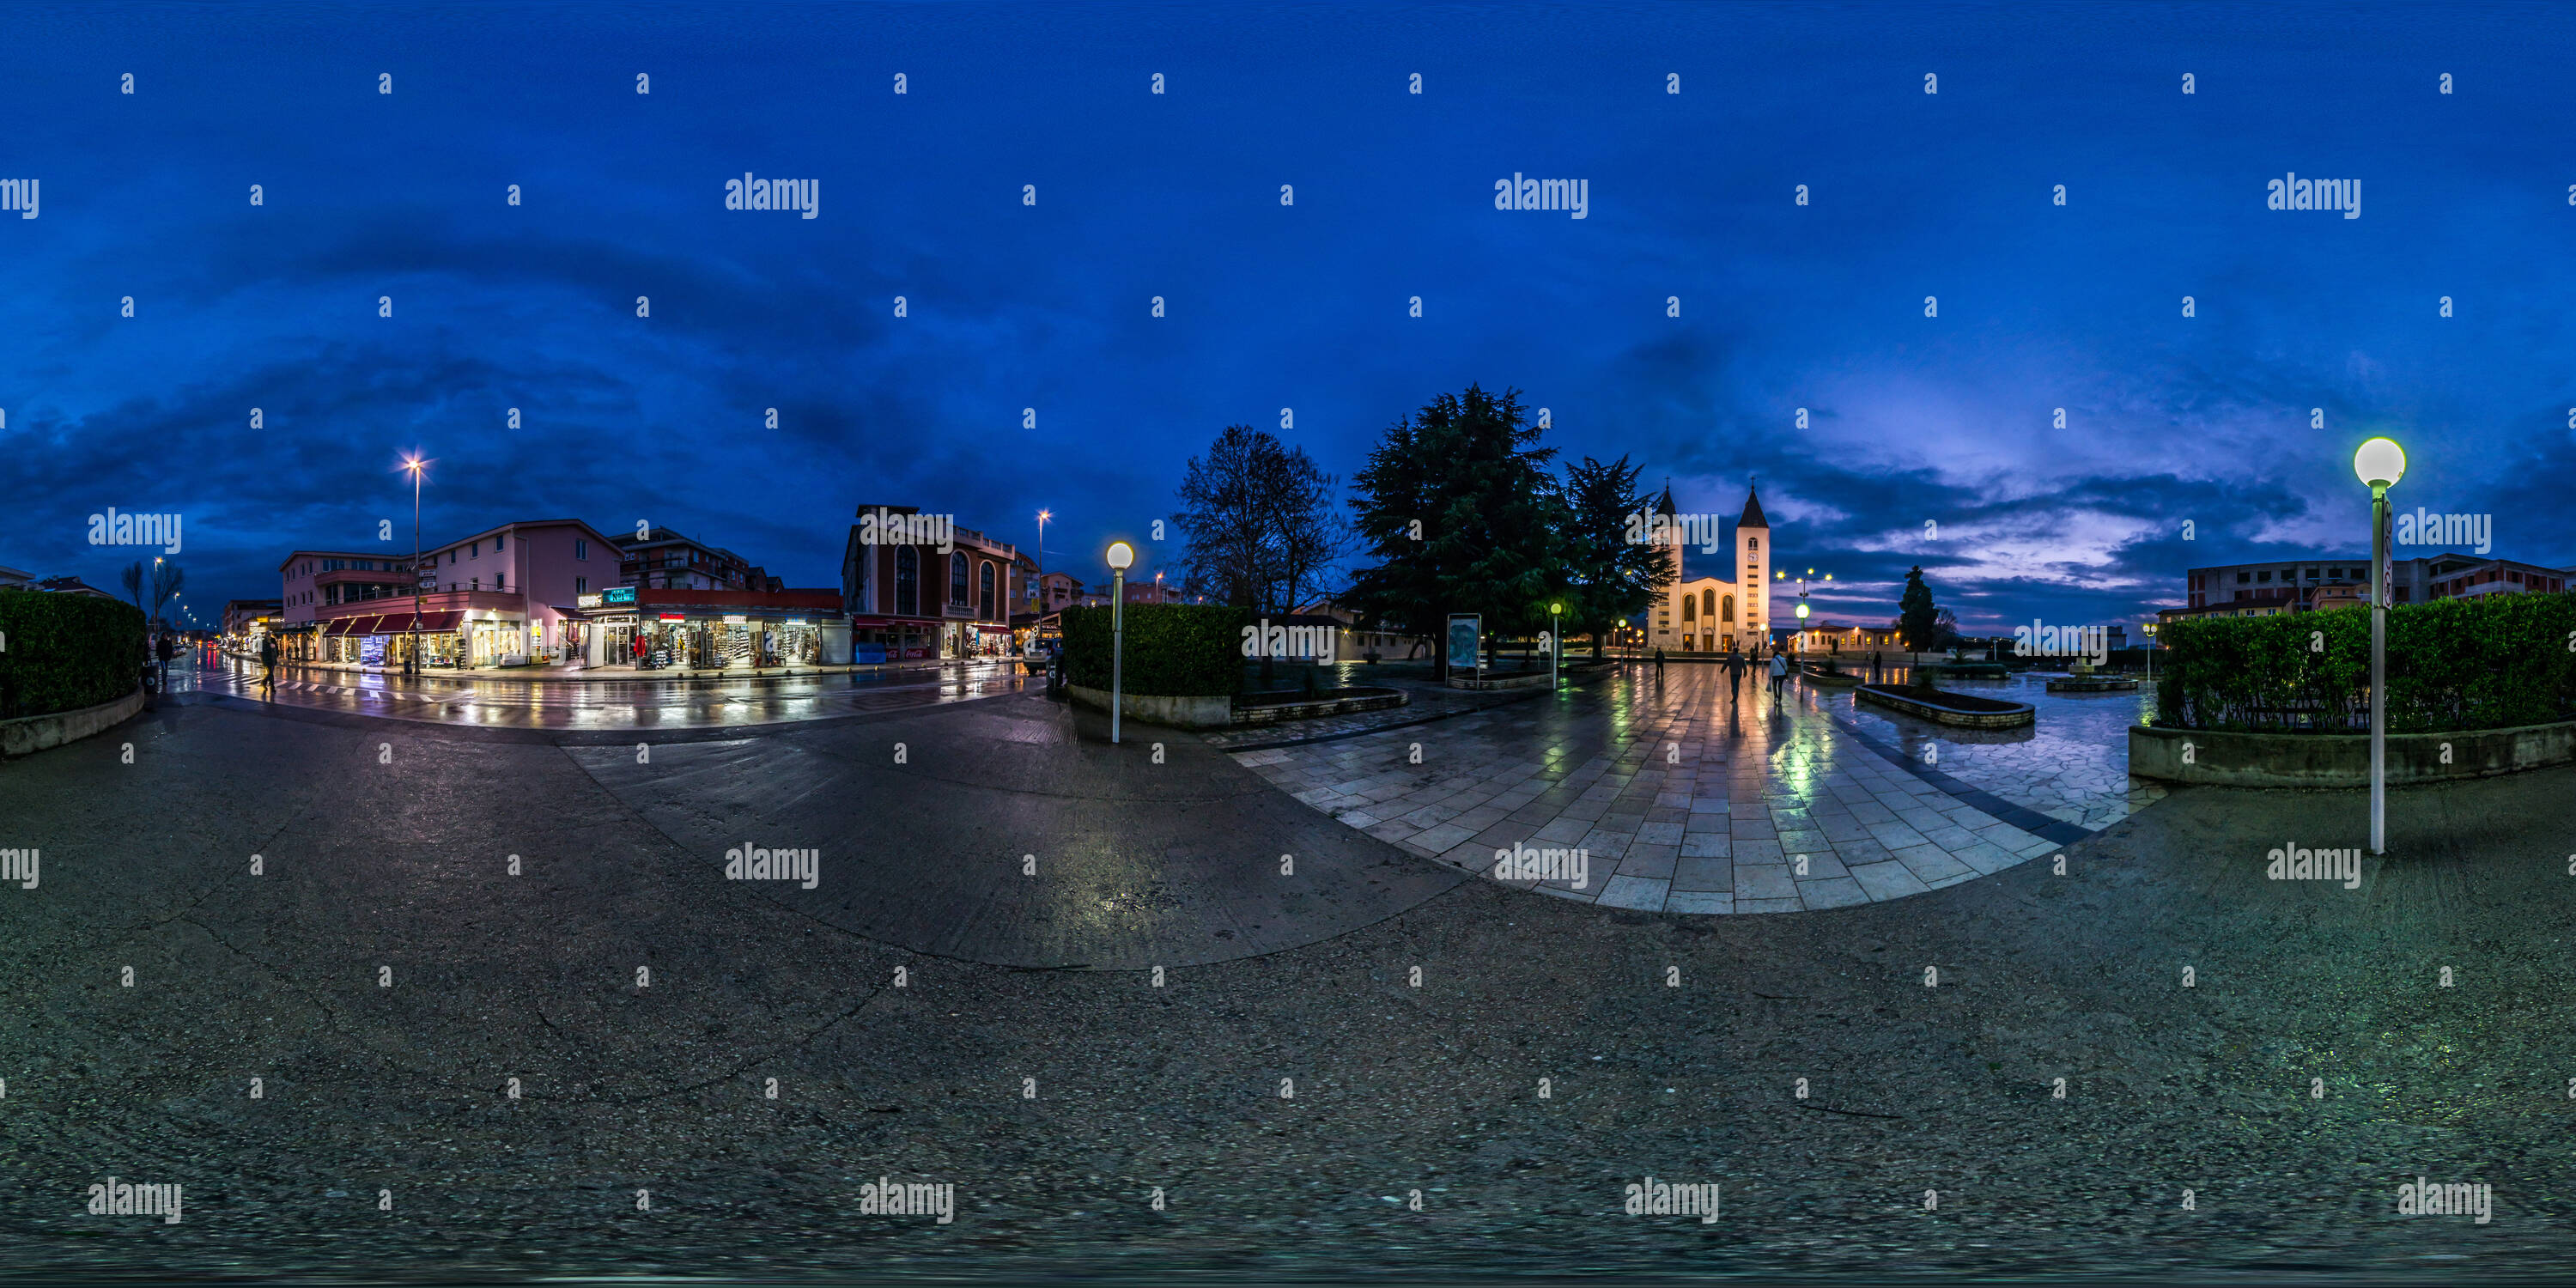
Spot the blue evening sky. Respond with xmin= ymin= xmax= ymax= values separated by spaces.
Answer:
xmin=3 ymin=1 xmax=2571 ymax=631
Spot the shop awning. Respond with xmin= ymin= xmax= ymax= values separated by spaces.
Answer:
xmin=321 ymin=616 xmax=370 ymax=636
xmin=846 ymin=617 xmax=895 ymax=628
xmin=391 ymin=610 xmax=463 ymax=634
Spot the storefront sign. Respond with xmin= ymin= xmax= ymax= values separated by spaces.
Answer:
xmin=659 ymin=613 xmax=686 ymax=622
xmin=604 ymin=586 xmax=636 ymax=605
xmin=576 ymin=593 xmax=603 ymax=608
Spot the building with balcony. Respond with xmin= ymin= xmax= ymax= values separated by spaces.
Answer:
xmin=614 ymin=526 xmax=781 ymax=593
xmin=307 ymin=518 xmax=625 ymax=669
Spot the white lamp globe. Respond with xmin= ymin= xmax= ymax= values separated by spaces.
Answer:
xmin=1105 ymin=541 xmax=1134 ymax=571
xmin=1795 ymin=602 xmax=1810 ymax=619
xmin=2353 ymin=437 xmax=2406 ymax=490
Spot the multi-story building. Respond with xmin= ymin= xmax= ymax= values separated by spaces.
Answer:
xmin=0 ymin=564 xmax=33 ymax=590
xmin=2175 ymin=554 xmax=2567 ymax=623
xmin=277 ymin=550 xmax=414 ymax=657
xmin=31 ymin=575 xmax=112 ymax=597
xmin=841 ymin=503 xmax=1030 ymax=659
xmin=222 ymin=598 xmax=282 ymax=653
xmin=614 ymin=526 xmax=779 ymax=592
xmin=307 ymin=518 xmax=626 ymax=668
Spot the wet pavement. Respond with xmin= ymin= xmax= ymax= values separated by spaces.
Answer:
xmin=4 ymin=676 xmax=2576 ymax=1279
xmin=1230 ymin=664 xmax=2160 ymax=915
xmin=165 ymin=653 xmax=1033 ymax=730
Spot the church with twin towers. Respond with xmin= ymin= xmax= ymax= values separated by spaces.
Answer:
xmin=1643 ymin=481 xmax=1771 ymax=654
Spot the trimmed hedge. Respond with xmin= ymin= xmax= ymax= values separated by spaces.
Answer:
xmin=1061 ymin=603 xmax=1249 ymax=698
xmin=0 ymin=592 xmax=148 ymax=720
xmin=2157 ymin=592 xmax=2576 ymax=733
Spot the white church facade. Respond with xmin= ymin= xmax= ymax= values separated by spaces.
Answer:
xmin=1645 ymin=483 xmax=1772 ymax=653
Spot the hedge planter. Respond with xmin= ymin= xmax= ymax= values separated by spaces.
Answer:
xmin=1856 ymin=683 xmax=2036 ymax=729
xmin=2129 ymin=719 xmax=2576 ymax=787
xmin=1 ymin=684 xmax=146 ymax=757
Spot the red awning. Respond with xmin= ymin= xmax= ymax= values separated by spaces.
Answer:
xmin=321 ymin=616 xmax=368 ymax=636
xmin=383 ymin=610 xmax=463 ymax=634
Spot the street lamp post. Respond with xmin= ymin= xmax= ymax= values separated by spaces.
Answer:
xmin=2354 ymin=437 xmax=2405 ymax=856
xmin=1106 ymin=541 xmax=1134 ymax=744
xmin=1548 ymin=600 xmax=1563 ymax=690
xmin=401 ymin=453 xmax=429 ymax=675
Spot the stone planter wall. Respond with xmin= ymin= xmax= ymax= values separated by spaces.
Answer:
xmin=1231 ymin=688 xmax=1407 ymax=726
xmin=1066 ymin=683 xmax=1233 ymax=731
xmin=1856 ymin=684 xmax=2036 ymax=729
xmin=2129 ymin=719 xmax=2576 ymax=787
xmin=0 ymin=685 xmax=146 ymax=757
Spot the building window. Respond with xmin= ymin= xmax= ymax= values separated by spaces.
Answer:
xmin=2257 ymin=570 xmax=2270 ymax=583
xmin=978 ymin=562 xmax=997 ymax=620
xmin=1747 ymin=538 xmax=1759 ymax=551
xmin=495 ymin=572 xmax=506 ymax=591
xmin=1682 ymin=596 xmax=1696 ymax=622
xmin=1722 ymin=594 xmax=1735 ymax=623
xmin=1702 ymin=589 xmax=1715 ymax=620
xmin=950 ymin=552 xmax=969 ymax=605
xmin=895 ymin=546 xmax=920 ymax=617
xmin=575 ymin=576 xmax=587 ymax=594
xmin=575 ymin=538 xmax=588 ymax=561
xmin=2236 ymin=571 xmax=2249 ymax=583
xmin=471 ymin=577 xmax=480 ymax=591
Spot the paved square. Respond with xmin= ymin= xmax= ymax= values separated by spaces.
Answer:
xmin=1229 ymin=664 xmax=2166 ymax=914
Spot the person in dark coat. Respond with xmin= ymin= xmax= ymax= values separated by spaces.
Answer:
xmin=258 ymin=633 xmax=278 ymax=692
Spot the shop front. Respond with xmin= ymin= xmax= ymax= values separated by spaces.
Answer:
xmin=580 ymin=588 xmax=847 ymax=670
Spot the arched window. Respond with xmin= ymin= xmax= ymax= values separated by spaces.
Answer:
xmin=1747 ymin=537 xmax=1759 ymax=551
xmin=978 ymin=562 xmax=996 ymax=620
xmin=950 ymin=551 xmax=970 ymax=605
xmin=1722 ymin=594 xmax=1735 ymax=623
xmin=895 ymin=546 xmax=919 ymax=617
xmin=1681 ymin=595 xmax=1697 ymax=622
xmin=1702 ymin=589 xmax=1716 ymax=620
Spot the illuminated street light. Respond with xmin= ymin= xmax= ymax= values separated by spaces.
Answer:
xmin=1548 ymin=599 xmax=1563 ymax=691
xmin=1106 ymin=541 xmax=1134 ymax=744
xmin=2353 ymin=436 xmax=2405 ymax=855
xmin=399 ymin=452 xmax=432 ymax=676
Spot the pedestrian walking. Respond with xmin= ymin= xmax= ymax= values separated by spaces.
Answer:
xmin=258 ymin=632 xmax=278 ymax=694
xmin=1726 ymin=647 xmax=1744 ymax=697
xmin=1768 ymin=649 xmax=1789 ymax=700
xmin=1653 ymin=647 xmax=1666 ymax=684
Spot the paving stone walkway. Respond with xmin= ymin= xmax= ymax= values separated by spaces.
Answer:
xmin=1229 ymin=664 xmax=2166 ymax=914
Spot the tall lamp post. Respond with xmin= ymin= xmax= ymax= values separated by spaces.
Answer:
xmin=400 ymin=452 xmax=430 ymax=675
xmin=1548 ymin=600 xmax=1563 ymax=690
xmin=1106 ymin=540 xmax=1133 ymax=744
xmin=2354 ymin=437 xmax=2405 ymax=856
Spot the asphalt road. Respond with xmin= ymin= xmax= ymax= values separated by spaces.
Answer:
xmin=3 ymin=689 xmax=2574 ymax=1279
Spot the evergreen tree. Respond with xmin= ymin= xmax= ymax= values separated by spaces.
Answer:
xmin=1346 ymin=386 xmax=1565 ymax=677
xmin=1559 ymin=453 xmax=1671 ymax=658
xmin=1898 ymin=565 xmax=1941 ymax=655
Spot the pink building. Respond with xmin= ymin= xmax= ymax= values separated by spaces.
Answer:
xmin=312 ymin=518 xmax=625 ymax=668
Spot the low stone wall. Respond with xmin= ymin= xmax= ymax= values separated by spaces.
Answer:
xmin=1066 ymin=683 xmax=1233 ymax=731
xmin=1232 ymin=688 xmax=1407 ymax=726
xmin=1856 ymin=684 xmax=2035 ymax=729
xmin=1 ymin=685 xmax=146 ymax=757
xmin=1447 ymin=671 xmax=1555 ymax=691
xmin=2129 ymin=719 xmax=2576 ymax=787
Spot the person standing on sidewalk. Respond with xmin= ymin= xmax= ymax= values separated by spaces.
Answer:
xmin=1767 ymin=649 xmax=1789 ymax=701
xmin=258 ymin=631 xmax=278 ymax=694
xmin=1653 ymin=647 xmax=1666 ymax=685
xmin=1726 ymin=647 xmax=1744 ymax=700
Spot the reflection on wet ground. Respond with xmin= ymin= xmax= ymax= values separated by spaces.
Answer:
xmin=165 ymin=653 xmax=1030 ymax=729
